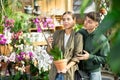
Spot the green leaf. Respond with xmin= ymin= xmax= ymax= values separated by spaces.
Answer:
xmin=0 ymin=25 xmax=4 ymax=33
xmin=13 ymin=71 xmax=21 ymax=80
xmin=107 ymin=31 xmax=120 ymax=75
xmin=74 ymin=24 xmax=83 ymax=32
xmin=30 ymin=63 xmax=39 ymax=75
xmin=49 ymin=46 xmax=63 ymax=60
xmin=80 ymin=0 xmax=91 ymax=15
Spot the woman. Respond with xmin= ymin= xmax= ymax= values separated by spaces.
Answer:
xmin=47 ymin=11 xmax=83 ymax=80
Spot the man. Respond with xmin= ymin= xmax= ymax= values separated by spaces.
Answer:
xmin=77 ymin=12 xmax=110 ymax=80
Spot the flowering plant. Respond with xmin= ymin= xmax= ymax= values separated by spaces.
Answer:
xmin=32 ymin=17 xmax=54 ymax=32
xmin=15 ymin=51 xmax=34 ymax=72
xmin=0 ymin=13 xmax=54 ymax=79
xmin=0 ymin=34 xmax=7 ymax=45
xmin=16 ymin=51 xmax=33 ymax=62
xmin=4 ymin=17 xmax=15 ymax=31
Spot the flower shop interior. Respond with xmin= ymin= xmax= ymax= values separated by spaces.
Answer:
xmin=0 ymin=0 xmax=120 ymax=80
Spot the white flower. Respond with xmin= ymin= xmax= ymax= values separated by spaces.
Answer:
xmin=36 ymin=49 xmax=53 ymax=71
xmin=15 ymin=66 xmax=19 ymax=70
xmin=21 ymin=61 xmax=25 ymax=65
xmin=8 ymin=52 xmax=16 ymax=62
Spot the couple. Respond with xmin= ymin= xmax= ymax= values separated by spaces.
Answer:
xmin=47 ymin=11 xmax=110 ymax=80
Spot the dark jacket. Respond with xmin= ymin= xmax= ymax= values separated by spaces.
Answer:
xmin=77 ymin=29 xmax=110 ymax=72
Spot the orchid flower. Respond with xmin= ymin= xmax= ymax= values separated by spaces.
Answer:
xmin=33 ymin=17 xmax=54 ymax=32
xmin=0 ymin=34 xmax=7 ymax=45
xmin=4 ymin=18 xmax=15 ymax=30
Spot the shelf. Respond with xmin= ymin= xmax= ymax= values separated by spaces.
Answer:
xmin=32 ymin=41 xmax=47 ymax=46
xmin=29 ymin=26 xmax=63 ymax=46
xmin=29 ymin=28 xmax=55 ymax=32
xmin=51 ymin=15 xmax=62 ymax=24
xmin=55 ymin=25 xmax=64 ymax=30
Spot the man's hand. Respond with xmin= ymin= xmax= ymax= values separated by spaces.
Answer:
xmin=77 ymin=50 xmax=90 ymax=60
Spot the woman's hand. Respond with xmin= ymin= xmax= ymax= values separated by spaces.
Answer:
xmin=58 ymin=61 xmax=75 ymax=73
xmin=47 ymin=36 xmax=53 ymax=47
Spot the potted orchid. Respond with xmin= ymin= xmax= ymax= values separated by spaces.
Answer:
xmin=13 ymin=50 xmax=37 ymax=80
xmin=32 ymin=16 xmax=68 ymax=72
xmin=49 ymin=46 xmax=63 ymax=60
xmin=0 ymin=34 xmax=13 ymax=56
xmin=0 ymin=16 xmax=14 ymax=56
xmin=34 ymin=17 xmax=67 ymax=71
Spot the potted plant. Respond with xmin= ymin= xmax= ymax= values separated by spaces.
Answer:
xmin=49 ymin=46 xmax=67 ymax=72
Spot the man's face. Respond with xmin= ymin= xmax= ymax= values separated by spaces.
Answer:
xmin=83 ymin=16 xmax=98 ymax=30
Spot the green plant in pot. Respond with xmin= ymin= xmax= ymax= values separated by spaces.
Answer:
xmin=49 ymin=46 xmax=67 ymax=72
xmin=49 ymin=46 xmax=63 ymax=60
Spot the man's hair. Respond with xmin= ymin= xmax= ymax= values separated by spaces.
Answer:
xmin=86 ymin=12 xmax=101 ymax=23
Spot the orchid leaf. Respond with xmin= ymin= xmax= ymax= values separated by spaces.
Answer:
xmin=50 ymin=46 xmax=63 ymax=60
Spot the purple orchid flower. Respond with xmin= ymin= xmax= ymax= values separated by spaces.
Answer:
xmin=0 ymin=34 xmax=4 ymax=38
xmin=28 ymin=52 xmax=33 ymax=60
xmin=16 ymin=55 xmax=23 ymax=61
xmin=16 ymin=52 xmax=26 ymax=61
xmin=33 ymin=18 xmax=40 ymax=24
xmin=46 ymin=18 xmax=53 ymax=23
xmin=20 ymin=52 xmax=26 ymax=58
xmin=4 ymin=19 xmax=15 ymax=28
xmin=33 ymin=18 xmax=42 ymax=32
xmin=42 ymin=18 xmax=54 ymax=28
xmin=43 ymin=22 xmax=47 ymax=28
xmin=0 ymin=34 xmax=7 ymax=45
xmin=48 ymin=24 xmax=54 ymax=28
xmin=20 ymin=52 xmax=25 ymax=55
xmin=0 ymin=39 xmax=7 ymax=44
xmin=36 ymin=23 xmax=41 ymax=32
xmin=32 ymin=17 xmax=54 ymax=32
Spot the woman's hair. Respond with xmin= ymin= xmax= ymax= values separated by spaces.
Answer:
xmin=62 ymin=11 xmax=75 ymax=20
xmin=86 ymin=12 xmax=101 ymax=23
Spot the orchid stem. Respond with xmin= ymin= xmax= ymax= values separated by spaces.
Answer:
xmin=41 ymin=29 xmax=52 ymax=49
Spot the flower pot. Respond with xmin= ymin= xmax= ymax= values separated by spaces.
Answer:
xmin=0 ymin=44 xmax=13 ymax=56
xmin=53 ymin=59 xmax=67 ymax=72
xmin=0 ymin=62 xmax=8 ymax=76
xmin=25 ymin=65 xmax=30 ymax=74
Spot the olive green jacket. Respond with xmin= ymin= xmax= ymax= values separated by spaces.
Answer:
xmin=49 ymin=30 xmax=83 ymax=80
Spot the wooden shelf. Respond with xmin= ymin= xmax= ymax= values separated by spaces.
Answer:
xmin=51 ymin=15 xmax=62 ymax=25
xmin=55 ymin=25 xmax=64 ymax=30
xmin=29 ymin=28 xmax=55 ymax=32
xmin=29 ymin=25 xmax=63 ymax=46
xmin=32 ymin=41 xmax=47 ymax=46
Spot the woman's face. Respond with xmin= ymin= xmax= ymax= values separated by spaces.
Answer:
xmin=62 ymin=14 xmax=75 ymax=29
